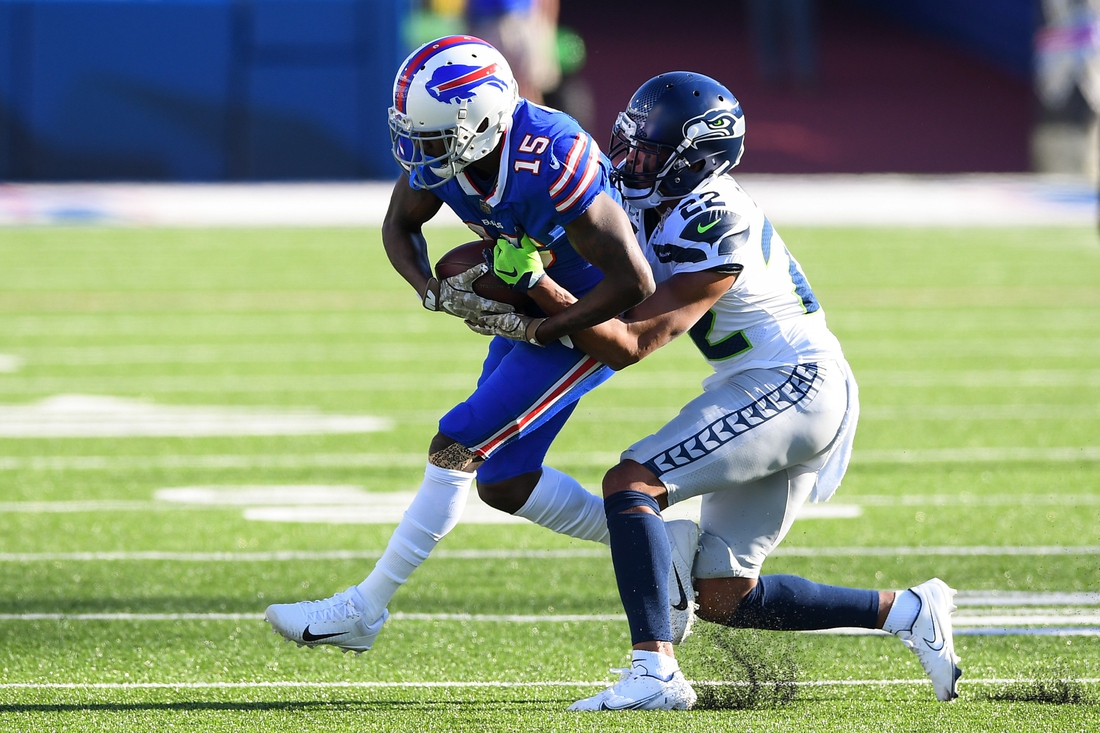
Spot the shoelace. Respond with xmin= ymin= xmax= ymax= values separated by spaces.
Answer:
xmin=608 ymin=667 xmax=633 ymax=683
xmin=298 ymin=589 xmax=360 ymax=623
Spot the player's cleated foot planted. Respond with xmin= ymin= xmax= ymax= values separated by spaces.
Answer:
xmin=896 ymin=577 xmax=962 ymax=701
xmin=569 ymin=661 xmax=697 ymax=711
xmin=264 ymin=586 xmax=388 ymax=653
xmin=665 ymin=519 xmax=700 ymax=644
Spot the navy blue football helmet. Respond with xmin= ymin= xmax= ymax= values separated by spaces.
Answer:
xmin=610 ymin=72 xmax=745 ymax=208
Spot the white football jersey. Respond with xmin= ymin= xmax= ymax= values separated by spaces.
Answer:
xmin=629 ymin=175 xmax=844 ymax=383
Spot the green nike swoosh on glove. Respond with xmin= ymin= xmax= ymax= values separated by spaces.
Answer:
xmin=493 ymin=234 xmax=545 ymax=293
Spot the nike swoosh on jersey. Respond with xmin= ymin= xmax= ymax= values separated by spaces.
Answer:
xmin=697 ymin=219 xmax=720 ymax=234
xmin=301 ymin=626 xmax=347 ymax=642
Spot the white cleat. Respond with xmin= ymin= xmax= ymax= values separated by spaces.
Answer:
xmin=664 ymin=519 xmax=699 ymax=644
xmin=569 ymin=661 xmax=697 ymax=711
xmin=896 ymin=577 xmax=962 ymax=701
xmin=264 ymin=586 xmax=387 ymax=653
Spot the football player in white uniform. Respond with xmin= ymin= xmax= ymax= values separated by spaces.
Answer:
xmin=471 ymin=72 xmax=962 ymax=710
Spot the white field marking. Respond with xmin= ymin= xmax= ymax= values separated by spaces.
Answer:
xmin=3 ymin=546 xmax=1100 ymax=563
xmin=153 ymin=485 xmax=370 ymax=506
xmin=854 ymin=446 xmax=1100 ymax=463
xmin=855 ymin=493 xmax=1100 ymax=506
xmin=855 ymin=369 xmax=1100 ymax=388
xmin=2 ymin=493 xmax=1093 ymax=515
xmin=0 ymin=453 xmax=435 ymax=471
xmin=2 ymin=176 xmax=1096 ymax=227
xmin=242 ymin=494 xmax=860 ymax=525
xmin=573 ymin=405 xmax=1100 ymax=424
xmin=0 ymin=354 xmax=22 ymax=373
xmin=3 ymin=605 xmax=1099 ymax=627
xmin=0 ymin=549 xmax=605 ymax=562
xmin=3 ymin=677 xmax=1100 ymax=691
xmin=956 ymin=591 xmax=1100 ymax=606
xmin=861 ymin=404 xmax=1100 ymax=421
xmin=4 ymin=369 xmax=1100 ymax=396
xmin=11 ymin=343 xmax=487 ymax=367
xmin=0 ymin=395 xmax=391 ymax=438
xmin=2 ymin=677 xmax=1100 ymax=691
xmin=2 ymin=446 xmax=1098 ymax=472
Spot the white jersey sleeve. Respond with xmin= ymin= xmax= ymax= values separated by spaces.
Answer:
xmin=642 ymin=176 xmax=845 ymax=380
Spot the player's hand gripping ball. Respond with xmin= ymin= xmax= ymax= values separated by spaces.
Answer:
xmin=426 ymin=241 xmax=530 ymax=318
xmin=492 ymin=234 xmax=545 ymax=292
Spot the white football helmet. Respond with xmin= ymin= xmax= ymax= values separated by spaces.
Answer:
xmin=389 ymin=35 xmax=519 ymax=189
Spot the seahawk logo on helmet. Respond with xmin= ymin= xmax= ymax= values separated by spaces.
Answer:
xmin=684 ymin=106 xmax=745 ymax=145
xmin=428 ymin=63 xmax=510 ymax=104
xmin=388 ymin=36 xmax=519 ymax=190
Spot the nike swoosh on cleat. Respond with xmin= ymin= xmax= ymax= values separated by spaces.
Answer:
xmin=671 ymin=567 xmax=690 ymax=611
xmin=302 ymin=626 xmax=347 ymax=642
xmin=599 ymin=691 xmax=662 ymax=710
xmin=921 ymin=595 xmax=946 ymax=651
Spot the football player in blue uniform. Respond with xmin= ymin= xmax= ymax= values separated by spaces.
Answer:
xmin=264 ymin=36 xmax=654 ymax=653
xmin=473 ymin=72 xmax=962 ymax=709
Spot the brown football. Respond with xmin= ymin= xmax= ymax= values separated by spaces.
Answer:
xmin=434 ymin=240 xmax=532 ymax=310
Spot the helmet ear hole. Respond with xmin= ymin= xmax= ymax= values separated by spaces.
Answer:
xmin=477 ymin=118 xmax=490 ymax=133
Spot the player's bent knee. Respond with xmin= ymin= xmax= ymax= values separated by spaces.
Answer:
xmin=427 ymin=434 xmax=479 ymax=473
xmin=696 ymin=577 xmax=758 ymax=624
xmin=477 ymin=471 xmax=541 ymax=514
xmin=601 ymin=460 xmax=666 ymax=502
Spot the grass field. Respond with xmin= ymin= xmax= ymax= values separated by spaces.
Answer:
xmin=1 ymin=222 xmax=1099 ymax=732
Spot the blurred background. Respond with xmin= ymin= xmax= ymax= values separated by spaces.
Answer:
xmin=0 ymin=0 xmax=1097 ymax=183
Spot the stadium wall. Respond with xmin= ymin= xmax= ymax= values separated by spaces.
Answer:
xmin=0 ymin=0 xmax=408 ymax=181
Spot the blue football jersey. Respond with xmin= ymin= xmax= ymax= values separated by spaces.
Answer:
xmin=426 ymin=100 xmax=616 ymax=295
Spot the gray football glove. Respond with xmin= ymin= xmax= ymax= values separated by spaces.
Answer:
xmin=466 ymin=313 xmax=546 ymax=346
xmin=422 ymin=263 xmax=515 ymax=320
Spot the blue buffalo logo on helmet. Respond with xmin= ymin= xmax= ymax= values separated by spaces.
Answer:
xmin=683 ymin=104 xmax=745 ymax=144
xmin=427 ymin=63 xmax=510 ymax=104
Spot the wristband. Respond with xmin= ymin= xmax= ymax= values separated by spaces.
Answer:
xmin=524 ymin=317 xmax=547 ymax=346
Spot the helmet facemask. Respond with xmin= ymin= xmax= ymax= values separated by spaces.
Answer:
xmin=610 ymin=112 xmax=682 ymax=209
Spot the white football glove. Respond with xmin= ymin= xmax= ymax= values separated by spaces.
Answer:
xmin=466 ymin=313 xmax=547 ymax=346
xmin=422 ymin=263 xmax=515 ymax=320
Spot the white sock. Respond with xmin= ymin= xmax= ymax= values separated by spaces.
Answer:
xmin=632 ymin=649 xmax=680 ymax=677
xmin=514 ymin=466 xmax=609 ymax=545
xmin=356 ymin=463 xmax=472 ymax=620
xmin=882 ymin=589 xmax=921 ymax=634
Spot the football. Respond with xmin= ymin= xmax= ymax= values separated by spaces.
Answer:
xmin=434 ymin=240 xmax=532 ymax=310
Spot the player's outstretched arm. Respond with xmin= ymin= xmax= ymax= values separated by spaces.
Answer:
xmin=529 ymin=269 xmax=736 ymax=370
xmin=532 ymin=193 xmax=655 ymax=344
xmin=381 ymin=173 xmax=444 ymax=297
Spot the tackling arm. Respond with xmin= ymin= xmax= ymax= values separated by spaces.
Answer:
xmin=528 ymin=269 xmax=737 ymax=370
xmin=531 ymin=192 xmax=655 ymax=344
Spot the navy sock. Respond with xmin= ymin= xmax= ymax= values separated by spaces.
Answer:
xmin=727 ymin=574 xmax=879 ymax=631
xmin=604 ymin=490 xmax=671 ymax=645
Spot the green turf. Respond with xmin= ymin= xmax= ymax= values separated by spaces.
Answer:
xmin=1 ymin=223 xmax=1098 ymax=730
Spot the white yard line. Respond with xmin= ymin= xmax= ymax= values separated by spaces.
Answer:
xmin=3 ymin=610 xmax=1099 ymax=626
xmin=1 ymin=677 xmax=1098 ymax=691
xmin=3 ymin=545 xmax=1100 ymax=562
xmin=1 ymin=446 xmax=1097 ymax=472
xmin=1 ymin=176 xmax=1095 ymax=227
xmin=2 ymin=492 xmax=1098 ymax=514
xmin=1 ymin=369 xmax=1099 ymax=395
